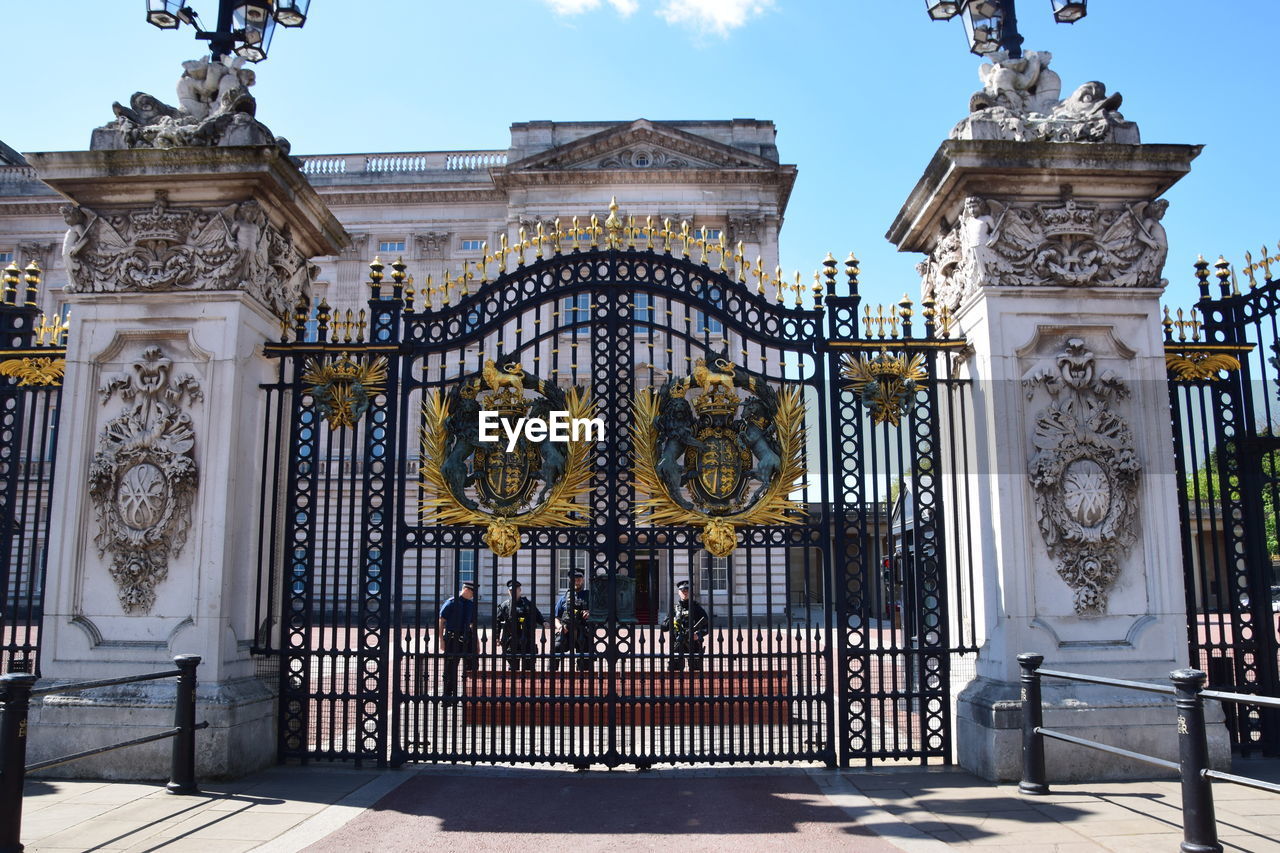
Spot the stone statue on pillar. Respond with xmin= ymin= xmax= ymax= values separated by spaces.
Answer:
xmin=91 ymin=56 xmax=292 ymax=154
xmin=952 ymin=50 xmax=1138 ymax=144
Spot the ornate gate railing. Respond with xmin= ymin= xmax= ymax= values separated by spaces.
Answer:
xmin=1166 ymin=254 xmax=1280 ymax=754
xmin=0 ymin=262 xmax=66 ymax=676
xmin=254 ymin=216 xmax=974 ymax=767
xmin=822 ymin=262 xmax=978 ymax=764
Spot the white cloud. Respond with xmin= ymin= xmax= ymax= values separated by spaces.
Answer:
xmin=657 ymin=0 xmax=775 ymax=35
xmin=544 ymin=0 xmax=639 ymax=15
xmin=541 ymin=0 xmax=772 ymax=35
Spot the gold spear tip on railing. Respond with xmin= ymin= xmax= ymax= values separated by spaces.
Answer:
xmin=390 ymin=256 xmax=407 ymax=283
xmin=368 ymin=256 xmax=385 ymax=285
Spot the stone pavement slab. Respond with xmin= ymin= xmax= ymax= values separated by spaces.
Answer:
xmin=15 ymin=758 xmax=1280 ymax=851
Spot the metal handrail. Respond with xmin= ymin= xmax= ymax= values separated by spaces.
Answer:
xmin=1033 ymin=667 xmax=1176 ymax=696
xmin=0 ymin=655 xmax=204 ymax=853
xmin=29 ymin=668 xmax=183 ymax=698
xmin=1017 ymin=652 xmax=1279 ymax=853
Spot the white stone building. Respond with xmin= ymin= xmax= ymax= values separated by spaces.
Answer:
xmin=0 ymin=118 xmax=796 ymax=317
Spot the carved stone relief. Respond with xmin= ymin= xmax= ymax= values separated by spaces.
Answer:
xmin=18 ymin=242 xmax=55 ymax=271
xmin=414 ymin=231 xmax=450 ymax=258
xmin=340 ymin=233 xmax=369 ymax=259
xmin=61 ymin=190 xmax=310 ymax=321
xmin=919 ymin=193 xmax=1169 ymax=311
xmin=950 ymin=50 xmax=1140 ymax=144
xmin=1023 ymin=338 xmax=1140 ymax=616
xmin=727 ymin=213 xmax=764 ymax=245
xmin=598 ymin=149 xmax=690 ymax=169
xmin=88 ymin=346 xmax=203 ymax=613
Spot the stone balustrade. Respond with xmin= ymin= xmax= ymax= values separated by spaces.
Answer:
xmin=299 ymin=150 xmax=508 ymax=176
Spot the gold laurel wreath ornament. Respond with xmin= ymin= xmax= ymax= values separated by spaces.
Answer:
xmin=419 ymin=386 xmax=597 ymax=557
xmin=631 ymin=383 xmax=808 ymax=557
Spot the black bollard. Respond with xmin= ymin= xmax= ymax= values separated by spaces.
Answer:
xmin=0 ymin=673 xmax=38 ymax=853
xmin=1017 ymin=652 xmax=1048 ymax=795
xmin=1171 ymin=669 xmax=1221 ymax=853
xmin=166 ymin=655 xmax=201 ymax=795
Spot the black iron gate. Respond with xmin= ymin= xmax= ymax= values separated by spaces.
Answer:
xmin=0 ymin=261 xmax=65 ymax=677
xmin=255 ymin=221 xmax=975 ymax=767
xmin=1167 ymin=254 xmax=1280 ymax=755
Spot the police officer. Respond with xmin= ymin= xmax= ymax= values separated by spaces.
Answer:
xmin=437 ymin=580 xmax=477 ymax=703
xmin=552 ymin=570 xmax=593 ymax=671
xmin=661 ymin=580 xmax=709 ymax=672
xmin=496 ymin=579 xmax=545 ymax=671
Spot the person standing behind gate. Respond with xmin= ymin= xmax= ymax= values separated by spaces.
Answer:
xmin=661 ymin=580 xmax=709 ymax=672
xmin=437 ymin=580 xmax=478 ymax=703
xmin=496 ymin=579 xmax=545 ymax=671
xmin=552 ymin=570 xmax=593 ymax=671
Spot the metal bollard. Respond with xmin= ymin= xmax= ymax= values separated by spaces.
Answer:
xmin=166 ymin=655 xmax=201 ymax=795
xmin=1171 ymin=669 xmax=1221 ymax=853
xmin=1017 ymin=652 xmax=1049 ymax=795
xmin=0 ymin=673 xmax=38 ymax=853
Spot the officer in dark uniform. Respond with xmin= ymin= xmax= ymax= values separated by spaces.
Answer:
xmin=552 ymin=569 xmax=593 ymax=671
xmin=496 ymin=579 xmax=545 ymax=671
xmin=661 ymin=579 xmax=709 ymax=672
xmin=437 ymin=580 xmax=477 ymax=703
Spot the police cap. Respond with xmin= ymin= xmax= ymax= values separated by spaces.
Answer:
xmin=461 ymin=580 xmax=477 ymax=591
xmin=570 ymin=569 xmax=585 ymax=579
xmin=505 ymin=579 xmax=522 ymax=589
xmin=676 ymin=580 xmax=691 ymax=591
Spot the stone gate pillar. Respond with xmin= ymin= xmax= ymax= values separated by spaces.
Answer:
xmin=887 ymin=58 xmax=1225 ymax=780
xmin=20 ymin=62 xmax=346 ymax=777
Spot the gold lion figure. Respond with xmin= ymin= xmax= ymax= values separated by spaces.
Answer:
xmin=483 ymin=358 xmax=525 ymax=391
xmin=692 ymin=357 xmax=736 ymax=392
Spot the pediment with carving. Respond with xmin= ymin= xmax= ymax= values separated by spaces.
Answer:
xmin=503 ymin=121 xmax=776 ymax=174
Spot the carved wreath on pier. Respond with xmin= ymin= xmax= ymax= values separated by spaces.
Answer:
xmin=1023 ymin=338 xmax=1139 ymax=615
xmin=88 ymin=346 xmax=202 ymax=613
xmin=419 ymin=356 xmax=596 ymax=558
xmin=632 ymin=351 xmax=807 ymax=558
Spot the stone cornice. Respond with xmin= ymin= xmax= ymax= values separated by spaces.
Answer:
xmin=316 ymin=188 xmax=508 ymax=206
xmin=887 ymin=140 xmax=1202 ymax=253
xmin=495 ymin=166 xmax=798 ymax=214
xmin=0 ymin=201 xmax=65 ymax=217
xmin=26 ymin=146 xmax=348 ymax=258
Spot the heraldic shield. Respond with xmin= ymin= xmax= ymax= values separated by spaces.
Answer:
xmin=420 ymin=356 xmax=595 ymax=557
xmin=632 ymin=349 xmax=807 ymax=558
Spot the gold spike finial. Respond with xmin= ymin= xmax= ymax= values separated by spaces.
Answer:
xmin=605 ymin=197 xmax=622 ymax=249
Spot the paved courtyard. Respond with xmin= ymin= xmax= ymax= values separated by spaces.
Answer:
xmin=15 ymin=759 xmax=1280 ymax=852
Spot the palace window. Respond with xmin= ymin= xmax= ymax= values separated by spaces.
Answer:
xmin=0 ymin=250 xmax=12 ymax=265
xmin=377 ymin=240 xmax=406 ymax=254
xmin=561 ymin=293 xmax=591 ymax=336
xmin=702 ymin=554 xmax=730 ymax=593
xmin=460 ymin=239 xmax=484 ymax=252
xmin=701 ymin=228 xmax=722 ymax=241
xmin=303 ymin=297 xmax=320 ymax=342
xmin=457 ymin=551 xmax=477 ymax=586
xmin=696 ymin=288 xmax=725 ymax=336
xmin=557 ymin=551 xmax=589 ymax=592
xmin=633 ymin=293 xmax=655 ymax=324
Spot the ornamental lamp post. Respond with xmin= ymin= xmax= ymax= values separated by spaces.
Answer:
xmin=925 ymin=0 xmax=1086 ymax=59
xmin=144 ymin=0 xmax=311 ymax=63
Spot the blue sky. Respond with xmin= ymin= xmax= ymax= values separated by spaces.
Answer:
xmin=3 ymin=1 xmax=1277 ymax=312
